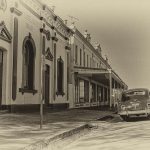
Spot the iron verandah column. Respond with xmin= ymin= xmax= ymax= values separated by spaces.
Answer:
xmin=108 ymin=69 xmax=112 ymax=108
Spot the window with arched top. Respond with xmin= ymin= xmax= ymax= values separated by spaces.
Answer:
xmin=23 ymin=40 xmax=34 ymax=89
xmin=19 ymin=33 xmax=37 ymax=94
xmin=56 ymin=56 xmax=64 ymax=96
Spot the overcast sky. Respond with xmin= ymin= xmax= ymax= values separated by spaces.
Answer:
xmin=41 ymin=0 xmax=150 ymax=89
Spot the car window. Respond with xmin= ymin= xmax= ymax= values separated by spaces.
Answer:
xmin=122 ymin=90 xmax=148 ymax=102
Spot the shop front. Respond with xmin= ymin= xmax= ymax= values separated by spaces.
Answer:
xmin=73 ymin=66 xmax=127 ymax=109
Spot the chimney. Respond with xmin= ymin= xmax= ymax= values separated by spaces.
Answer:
xmin=94 ymin=43 xmax=102 ymax=55
xmin=64 ymin=20 xmax=68 ymax=25
xmin=84 ymin=30 xmax=88 ymax=38
xmin=84 ymin=30 xmax=91 ymax=42
xmin=69 ymin=22 xmax=76 ymax=30
xmin=105 ymin=55 xmax=108 ymax=63
xmin=87 ymin=34 xmax=91 ymax=42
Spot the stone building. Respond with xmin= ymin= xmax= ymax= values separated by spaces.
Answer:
xmin=0 ymin=0 xmax=72 ymax=111
xmin=68 ymin=25 xmax=127 ymax=109
xmin=0 ymin=0 xmax=127 ymax=111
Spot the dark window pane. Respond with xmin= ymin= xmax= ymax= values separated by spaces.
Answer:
xmin=0 ymin=50 xmax=3 ymax=104
xmin=23 ymin=36 xmax=35 ymax=90
xmin=57 ymin=57 xmax=64 ymax=94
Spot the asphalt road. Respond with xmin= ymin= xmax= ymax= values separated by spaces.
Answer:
xmin=63 ymin=116 xmax=150 ymax=150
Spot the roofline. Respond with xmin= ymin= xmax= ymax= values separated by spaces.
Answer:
xmin=112 ymin=70 xmax=128 ymax=87
xmin=36 ymin=0 xmax=73 ymax=34
xmin=72 ymin=27 xmax=127 ymax=87
xmin=72 ymin=27 xmax=111 ymax=69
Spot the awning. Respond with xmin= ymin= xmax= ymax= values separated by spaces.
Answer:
xmin=74 ymin=66 xmax=127 ymax=88
xmin=74 ymin=66 xmax=109 ymax=75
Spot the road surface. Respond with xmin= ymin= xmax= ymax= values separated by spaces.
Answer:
xmin=63 ymin=116 xmax=150 ymax=150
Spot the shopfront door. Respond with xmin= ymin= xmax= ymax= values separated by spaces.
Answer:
xmin=0 ymin=50 xmax=3 ymax=106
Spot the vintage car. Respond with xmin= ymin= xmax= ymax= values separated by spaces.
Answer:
xmin=118 ymin=88 xmax=150 ymax=121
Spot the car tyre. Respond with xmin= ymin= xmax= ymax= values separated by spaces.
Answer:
xmin=120 ymin=115 xmax=129 ymax=121
xmin=147 ymin=114 xmax=150 ymax=119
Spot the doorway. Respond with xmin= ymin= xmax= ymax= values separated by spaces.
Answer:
xmin=44 ymin=64 xmax=50 ymax=105
xmin=0 ymin=50 xmax=3 ymax=106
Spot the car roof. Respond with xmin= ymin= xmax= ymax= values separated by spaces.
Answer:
xmin=123 ymin=88 xmax=149 ymax=93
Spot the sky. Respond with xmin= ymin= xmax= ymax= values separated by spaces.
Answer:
xmin=41 ymin=0 xmax=150 ymax=89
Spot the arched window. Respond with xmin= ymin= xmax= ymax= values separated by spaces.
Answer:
xmin=56 ymin=56 xmax=64 ymax=96
xmin=22 ymin=33 xmax=36 ymax=91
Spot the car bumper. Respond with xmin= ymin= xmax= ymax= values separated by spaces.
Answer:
xmin=118 ymin=109 xmax=150 ymax=116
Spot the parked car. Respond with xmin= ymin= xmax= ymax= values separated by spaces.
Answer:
xmin=118 ymin=88 xmax=150 ymax=121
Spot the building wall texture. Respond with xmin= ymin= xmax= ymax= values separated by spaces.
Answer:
xmin=0 ymin=0 xmax=127 ymax=110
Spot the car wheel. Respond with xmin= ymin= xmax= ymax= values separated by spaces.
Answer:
xmin=147 ymin=114 xmax=150 ymax=119
xmin=120 ymin=115 xmax=129 ymax=121
xmin=114 ymin=105 xmax=118 ymax=113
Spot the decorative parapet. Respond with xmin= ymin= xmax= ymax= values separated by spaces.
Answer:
xmin=54 ymin=16 xmax=72 ymax=39
xmin=20 ymin=0 xmax=73 ymax=40
xmin=10 ymin=7 xmax=22 ymax=16
xmin=40 ymin=27 xmax=51 ymax=41
xmin=41 ymin=5 xmax=54 ymax=26
xmin=52 ymin=36 xmax=58 ymax=42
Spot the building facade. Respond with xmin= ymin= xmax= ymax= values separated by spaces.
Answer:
xmin=0 ymin=0 xmax=72 ymax=111
xmin=69 ymin=26 xmax=128 ymax=109
xmin=0 ymin=0 xmax=127 ymax=111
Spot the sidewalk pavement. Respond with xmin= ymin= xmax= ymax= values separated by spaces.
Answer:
xmin=0 ymin=109 xmax=113 ymax=150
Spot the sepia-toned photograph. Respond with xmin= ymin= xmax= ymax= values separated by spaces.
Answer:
xmin=0 ymin=0 xmax=150 ymax=149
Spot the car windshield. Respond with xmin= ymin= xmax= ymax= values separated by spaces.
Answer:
xmin=122 ymin=90 xmax=148 ymax=101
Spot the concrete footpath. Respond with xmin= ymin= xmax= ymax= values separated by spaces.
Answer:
xmin=0 ymin=109 xmax=113 ymax=150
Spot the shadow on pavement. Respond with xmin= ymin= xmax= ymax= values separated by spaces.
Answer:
xmin=123 ymin=116 xmax=150 ymax=122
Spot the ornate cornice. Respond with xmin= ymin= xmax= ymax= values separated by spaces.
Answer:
xmin=0 ymin=21 xmax=12 ymax=43
xmin=10 ymin=7 xmax=22 ymax=16
xmin=40 ymin=27 xmax=51 ymax=41
xmin=74 ymin=28 xmax=111 ymax=68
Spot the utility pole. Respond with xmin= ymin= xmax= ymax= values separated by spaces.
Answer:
xmin=40 ymin=52 xmax=45 ymax=129
xmin=40 ymin=27 xmax=46 ymax=129
xmin=108 ymin=69 xmax=112 ymax=109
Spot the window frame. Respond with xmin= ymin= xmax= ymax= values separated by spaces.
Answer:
xmin=56 ymin=56 xmax=65 ymax=96
xmin=75 ymin=45 xmax=78 ymax=65
xmin=19 ymin=33 xmax=37 ymax=95
xmin=80 ymin=48 xmax=82 ymax=66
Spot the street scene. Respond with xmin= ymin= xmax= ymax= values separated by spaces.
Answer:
xmin=63 ymin=117 xmax=150 ymax=150
xmin=1 ymin=109 xmax=150 ymax=150
xmin=0 ymin=109 xmax=115 ymax=150
xmin=1 ymin=0 xmax=150 ymax=149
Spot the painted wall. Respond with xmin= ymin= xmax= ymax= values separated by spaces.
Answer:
xmin=0 ymin=0 xmax=71 ymax=107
